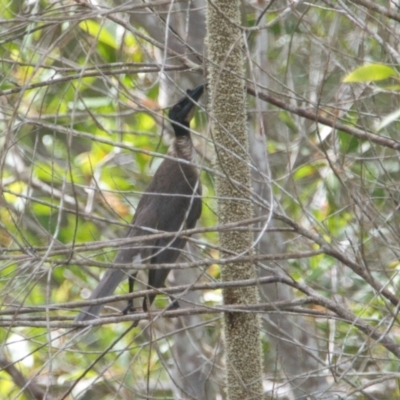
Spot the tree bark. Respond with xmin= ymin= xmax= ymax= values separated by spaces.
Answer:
xmin=206 ymin=1 xmax=263 ymax=399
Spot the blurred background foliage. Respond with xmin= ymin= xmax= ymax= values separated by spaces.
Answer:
xmin=1 ymin=1 xmax=400 ymax=399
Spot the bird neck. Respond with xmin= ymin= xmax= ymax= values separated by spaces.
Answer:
xmin=169 ymin=134 xmax=195 ymax=162
xmin=171 ymin=121 xmax=190 ymax=137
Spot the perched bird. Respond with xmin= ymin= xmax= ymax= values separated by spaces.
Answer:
xmin=75 ymin=85 xmax=204 ymax=322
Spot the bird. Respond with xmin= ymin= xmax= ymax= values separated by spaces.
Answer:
xmin=75 ymin=84 xmax=204 ymax=322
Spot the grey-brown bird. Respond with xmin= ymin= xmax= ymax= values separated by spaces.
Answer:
xmin=75 ymin=85 xmax=204 ymax=322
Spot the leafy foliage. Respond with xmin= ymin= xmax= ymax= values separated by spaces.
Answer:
xmin=1 ymin=1 xmax=400 ymax=399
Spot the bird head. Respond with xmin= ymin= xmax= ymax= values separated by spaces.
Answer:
xmin=168 ymin=84 xmax=204 ymax=136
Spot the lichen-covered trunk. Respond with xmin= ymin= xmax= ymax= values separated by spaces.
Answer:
xmin=206 ymin=1 xmax=263 ymax=399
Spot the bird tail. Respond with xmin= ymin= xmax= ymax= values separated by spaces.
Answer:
xmin=74 ymin=268 xmax=127 ymax=322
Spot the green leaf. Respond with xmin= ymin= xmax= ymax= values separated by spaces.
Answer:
xmin=279 ymin=111 xmax=298 ymax=131
xmin=135 ymin=112 xmax=156 ymax=131
xmin=343 ymin=64 xmax=397 ymax=82
xmin=293 ymin=165 xmax=315 ymax=180
xmin=79 ymin=20 xmax=118 ymax=49
xmin=338 ymin=130 xmax=359 ymax=152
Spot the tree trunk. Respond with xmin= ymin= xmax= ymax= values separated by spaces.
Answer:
xmin=206 ymin=1 xmax=263 ymax=399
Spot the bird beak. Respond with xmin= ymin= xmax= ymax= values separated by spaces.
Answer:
xmin=177 ymin=84 xmax=205 ymax=123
